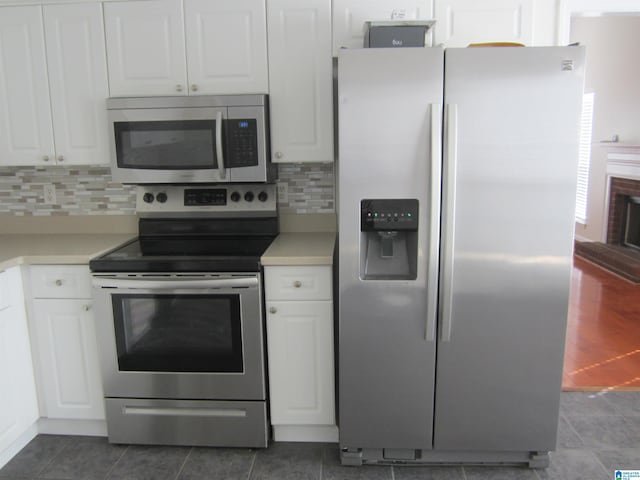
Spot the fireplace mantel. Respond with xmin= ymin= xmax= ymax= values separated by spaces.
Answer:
xmin=605 ymin=145 xmax=640 ymax=180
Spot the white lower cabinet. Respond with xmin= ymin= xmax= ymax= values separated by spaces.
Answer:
xmin=28 ymin=266 xmax=105 ymax=421
xmin=32 ymin=299 xmax=104 ymax=420
xmin=264 ymin=266 xmax=337 ymax=442
xmin=0 ymin=267 xmax=39 ymax=467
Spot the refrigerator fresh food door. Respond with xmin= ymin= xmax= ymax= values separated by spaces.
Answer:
xmin=338 ymin=47 xmax=443 ymax=451
xmin=435 ymin=46 xmax=585 ymax=452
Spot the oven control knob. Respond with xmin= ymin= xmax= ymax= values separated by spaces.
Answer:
xmin=230 ymin=191 xmax=241 ymax=202
xmin=244 ymin=191 xmax=254 ymax=202
xmin=143 ymin=193 xmax=154 ymax=204
xmin=156 ymin=192 xmax=168 ymax=203
xmin=258 ymin=191 xmax=268 ymax=202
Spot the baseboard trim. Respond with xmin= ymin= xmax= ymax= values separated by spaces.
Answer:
xmin=272 ymin=425 xmax=338 ymax=443
xmin=0 ymin=423 xmax=38 ymax=469
xmin=37 ymin=418 xmax=107 ymax=437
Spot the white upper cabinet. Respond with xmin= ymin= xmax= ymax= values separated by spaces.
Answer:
xmin=43 ymin=4 xmax=110 ymax=165
xmin=267 ymin=0 xmax=333 ymax=163
xmin=104 ymin=0 xmax=187 ymax=97
xmin=332 ymin=0 xmax=434 ymax=55
xmin=185 ymin=0 xmax=268 ymax=94
xmin=0 ymin=4 xmax=109 ymax=167
xmin=105 ymin=0 xmax=268 ymax=97
xmin=433 ymin=0 xmax=533 ymax=47
xmin=0 ymin=6 xmax=55 ymax=166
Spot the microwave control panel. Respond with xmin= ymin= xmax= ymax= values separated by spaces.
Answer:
xmin=226 ymin=119 xmax=259 ymax=168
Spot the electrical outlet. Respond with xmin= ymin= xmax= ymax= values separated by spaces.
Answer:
xmin=277 ymin=182 xmax=288 ymax=203
xmin=43 ymin=184 xmax=56 ymax=205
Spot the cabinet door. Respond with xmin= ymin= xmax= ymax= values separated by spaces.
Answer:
xmin=43 ymin=4 xmax=110 ymax=166
xmin=0 ymin=268 xmax=38 ymax=454
xmin=267 ymin=0 xmax=333 ymax=163
xmin=104 ymin=0 xmax=187 ymax=97
xmin=434 ymin=0 xmax=533 ymax=47
xmin=332 ymin=0 xmax=433 ymax=55
xmin=266 ymin=300 xmax=335 ymax=425
xmin=32 ymin=299 xmax=105 ymax=420
xmin=0 ymin=6 xmax=55 ymax=167
xmin=185 ymin=0 xmax=268 ymax=95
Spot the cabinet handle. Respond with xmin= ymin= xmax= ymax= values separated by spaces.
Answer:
xmin=83 ymin=304 xmax=91 ymax=312
xmin=176 ymin=84 xmax=183 ymax=92
xmin=55 ymin=279 xmax=63 ymax=286
xmin=43 ymin=155 xmax=50 ymax=162
xmin=191 ymin=84 xmax=198 ymax=92
xmin=293 ymin=280 xmax=302 ymax=288
xmin=269 ymin=306 xmax=277 ymax=314
xmin=275 ymin=151 xmax=283 ymax=160
xmin=57 ymin=155 xmax=64 ymax=162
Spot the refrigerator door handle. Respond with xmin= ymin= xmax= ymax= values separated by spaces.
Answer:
xmin=440 ymin=103 xmax=458 ymax=342
xmin=426 ymin=103 xmax=442 ymax=342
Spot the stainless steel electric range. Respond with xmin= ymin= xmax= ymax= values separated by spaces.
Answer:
xmin=89 ymin=184 xmax=277 ymax=448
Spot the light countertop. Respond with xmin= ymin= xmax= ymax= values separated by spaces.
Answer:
xmin=0 ymin=234 xmax=135 ymax=271
xmin=261 ymin=232 xmax=335 ymax=266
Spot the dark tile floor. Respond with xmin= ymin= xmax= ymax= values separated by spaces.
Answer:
xmin=1 ymin=392 xmax=638 ymax=480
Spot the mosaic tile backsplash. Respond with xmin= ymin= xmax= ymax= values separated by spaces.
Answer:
xmin=0 ymin=164 xmax=334 ymax=216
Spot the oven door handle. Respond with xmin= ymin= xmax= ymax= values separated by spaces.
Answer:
xmin=92 ymin=276 xmax=258 ymax=290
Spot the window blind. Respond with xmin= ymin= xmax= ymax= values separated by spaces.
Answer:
xmin=575 ymin=93 xmax=594 ymax=224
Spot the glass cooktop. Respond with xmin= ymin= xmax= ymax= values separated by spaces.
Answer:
xmin=89 ymin=235 xmax=277 ymax=273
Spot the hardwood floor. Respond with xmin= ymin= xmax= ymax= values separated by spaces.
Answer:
xmin=563 ymin=256 xmax=640 ymax=391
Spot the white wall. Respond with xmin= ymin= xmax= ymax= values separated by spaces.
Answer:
xmin=570 ymin=15 xmax=640 ymax=241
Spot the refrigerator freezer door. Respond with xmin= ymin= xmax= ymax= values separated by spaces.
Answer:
xmin=435 ymin=47 xmax=585 ymax=452
xmin=338 ymin=47 xmax=444 ymax=450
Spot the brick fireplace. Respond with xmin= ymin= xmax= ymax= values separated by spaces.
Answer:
xmin=606 ymin=177 xmax=640 ymax=245
xmin=574 ymin=149 xmax=640 ymax=283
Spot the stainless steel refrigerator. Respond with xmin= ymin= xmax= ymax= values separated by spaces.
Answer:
xmin=337 ymin=46 xmax=585 ymax=467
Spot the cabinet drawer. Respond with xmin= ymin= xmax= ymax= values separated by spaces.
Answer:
xmin=0 ymin=270 xmax=8 ymax=311
xmin=265 ymin=266 xmax=332 ymax=301
xmin=30 ymin=265 xmax=92 ymax=299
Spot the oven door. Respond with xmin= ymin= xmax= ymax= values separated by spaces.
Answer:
xmin=108 ymin=107 xmax=229 ymax=184
xmin=92 ymin=274 xmax=265 ymax=400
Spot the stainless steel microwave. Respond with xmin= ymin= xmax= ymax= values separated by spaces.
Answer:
xmin=106 ymin=95 xmax=275 ymax=184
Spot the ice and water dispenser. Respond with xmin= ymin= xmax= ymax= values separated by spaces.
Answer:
xmin=360 ymin=199 xmax=418 ymax=280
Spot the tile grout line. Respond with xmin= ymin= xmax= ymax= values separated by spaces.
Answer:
xmin=245 ymin=449 xmax=258 ymax=480
xmin=103 ymin=444 xmax=129 ymax=480
xmin=590 ymin=449 xmax=614 ymax=478
xmin=560 ymin=412 xmax=587 ymax=447
xmin=461 ymin=465 xmax=468 ymax=480
xmin=173 ymin=447 xmax=193 ymax=480
xmin=34 ymin=435 xmax=73 ymax=478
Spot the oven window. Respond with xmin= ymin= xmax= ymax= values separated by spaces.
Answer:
xmin=111 ymin=294 xmax=243 ymax=373
xmin=114 ymin=120 xmax=217 ymax=169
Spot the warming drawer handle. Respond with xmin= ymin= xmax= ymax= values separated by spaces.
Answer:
xmin=440 ymin=103 xmax=458 ymax=343
xmin=216 ymin=111 xmax=226 ymax=180
xmin=123 ymin=406 xmax=247 ymax=418
xmin=92 ymin=277 xmax=258 ymax=290
xmin=426 ymin=103 xmax=442 ymax=342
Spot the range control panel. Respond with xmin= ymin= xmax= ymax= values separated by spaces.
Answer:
xmin=361 ymin=199 xmax=419 ymax=231
xmin=136 ymin=184 xmax=276 ymax=217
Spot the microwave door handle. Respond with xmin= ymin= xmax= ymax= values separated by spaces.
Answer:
xmin=216 ymin=111 xmax=226 ymax=180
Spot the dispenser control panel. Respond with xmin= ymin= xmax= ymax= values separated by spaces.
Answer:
xmin=361 ymin=199 xmax=419 ymax=231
